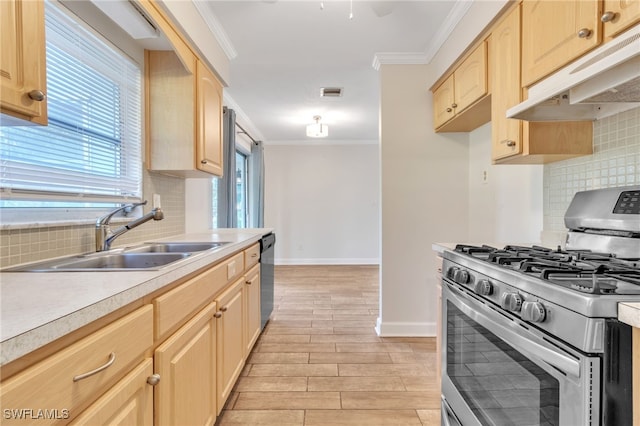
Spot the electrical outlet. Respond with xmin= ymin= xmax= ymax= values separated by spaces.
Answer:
xmin=482 ymin=170 xmax=489 ymax=184
xmin=153 ymin=193 xmax=161 ymax=208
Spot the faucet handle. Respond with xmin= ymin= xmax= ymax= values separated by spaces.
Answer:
xmin=123 ymin=200 xmax=148 ymax=216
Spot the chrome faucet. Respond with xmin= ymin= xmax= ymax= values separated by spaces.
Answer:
xmin=95 ymin=201 xmax=164 ymax=251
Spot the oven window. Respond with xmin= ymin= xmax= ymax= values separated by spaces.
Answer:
xmin=447 ymin=302 xmax=560 ymax=426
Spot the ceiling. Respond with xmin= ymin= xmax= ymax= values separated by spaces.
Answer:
xmin=201 ymin=1 xmax=467 ymax=142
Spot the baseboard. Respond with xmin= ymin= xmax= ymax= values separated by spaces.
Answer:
xmin=275 ymin=258 xmax=380 ymax=266
xmin=375 ymin=317 xmax=436 ymax=337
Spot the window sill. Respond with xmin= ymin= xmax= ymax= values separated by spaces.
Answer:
xmin=0 ymin=217 xmax=134 ymax=231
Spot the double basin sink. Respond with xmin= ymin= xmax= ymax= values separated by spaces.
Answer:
xmin=6 ymin=242 xmax=230 ymax=272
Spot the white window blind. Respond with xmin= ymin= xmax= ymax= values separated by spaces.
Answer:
xmin=0 ymin=1 xmax=142 ymax=206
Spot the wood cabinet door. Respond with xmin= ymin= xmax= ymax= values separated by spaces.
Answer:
xmin=244 ymin=265 xmax=261 ymax=355
xmin=453 ymin=42 xmax=487 ymax=113
xmin=216 ymin=278 xmax=245 ymax=413
xmin=155 ymin=302 xmax=217 ymax=426
xmin=602 ymin=0 xmax=640 ymax=39
xmin=197 ymin=61 xmax=224 ymax=177
xmin=70 ymin=359 xmax=153 ymax=426
xmin=0 ymin=0 xmax=47 ymax=124
xmin=521 ymin=0 xmax=600 ymax=87
xmin=432 ymin=75 xmax=455 ymax=128
xmin=491 ymin=6 xmax=522 ymax=161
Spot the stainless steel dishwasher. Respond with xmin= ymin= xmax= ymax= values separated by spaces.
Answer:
xmin=260 ymin=233 xmax=275 ymax=329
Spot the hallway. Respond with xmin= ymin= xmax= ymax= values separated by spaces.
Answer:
xmin=216 ymin=265 xmax=441 ymax=425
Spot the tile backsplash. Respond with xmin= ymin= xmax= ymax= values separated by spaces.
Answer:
xmin=0 ymin=171 xmax=185 ymax=268
xmin=543 ymin=107 xmax=640 ymax=235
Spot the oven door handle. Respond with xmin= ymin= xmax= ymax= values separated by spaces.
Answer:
xmin=446 ymin=283 xmax=581 ymax=378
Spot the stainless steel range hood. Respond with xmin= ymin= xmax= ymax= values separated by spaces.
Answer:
xmin=507 ymin=24 xmax=640 ymax=122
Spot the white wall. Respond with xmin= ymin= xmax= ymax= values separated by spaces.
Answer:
xmin=467 ymin=123 xmax=543 ymax=244
xmin=377 ymin=64 xmax=469 ymax=336
xmin=264 ymin=142 xmax=380 ymax=264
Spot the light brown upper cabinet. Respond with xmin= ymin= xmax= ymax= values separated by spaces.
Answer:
xmin=432 ymin=42 xmax=490 ymax=132
xmin=491 ymin=5 xmax=593 ymax=164
xmin=0 ymin=0 xmax=48 ymax=125
xmin=521 ymin=0 xmax=601 ymax=87
xmin=140 ymin=0 xmax=224 ymax=178
xmin=601 ymin=0 xmax=640 ymax=39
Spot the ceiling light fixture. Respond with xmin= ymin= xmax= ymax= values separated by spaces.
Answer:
xmin=306 ymin=115 xmax=328 ymax=138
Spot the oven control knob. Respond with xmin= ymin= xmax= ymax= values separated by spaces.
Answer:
xmin=474 ymin=279 xmax=493 ymax=296
xmin=446 ymin=267 xmax=459 ymax=280
xmin=501 ymin=292 xmax=522 ymax=312
xmin=521 ymin=301 xmax=546 ymax=323
xmin=454 ymin=269 xmax=470 ymax=285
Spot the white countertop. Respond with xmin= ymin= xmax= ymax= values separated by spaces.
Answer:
xmin=0 ymin=228 xmax=272 ymax=366
xmin=618 ymin=303 xmax=640 ymax=329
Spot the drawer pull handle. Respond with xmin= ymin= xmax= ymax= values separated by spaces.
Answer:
xmin=446 ymin=107 xmax=452 ymax=113
xmin=251 ymin=253 xmax=258 ymax=258
xmin=246 ymin=280 xmax=252 ymax=285
xmin=147 ymin=374 xmax=161 ymax=386
xmin=73 ymin=352 xmax=116 ymax=382
xmin=214 ymin=312 xmax=223 ymax=318
xmin=502 ymin=139 xmax=516 ymax=147
xmin=220 ymin=306 xmax=228 ymax=312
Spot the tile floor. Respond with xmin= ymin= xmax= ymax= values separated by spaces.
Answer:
xmin=215 ymin=265 xmax=441 ymax=425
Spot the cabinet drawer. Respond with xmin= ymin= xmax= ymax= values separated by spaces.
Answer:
xmin=244 ymin=243 xmax=260 ymax=269
xmin=0 ymin=305 xmax=153 ymax=425
xmin=154 ymin=252 xmax=244 ymax=341
xmin=69 ymin=358 xmax=153 ymax=425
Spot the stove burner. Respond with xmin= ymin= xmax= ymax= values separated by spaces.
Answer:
xmin=453 ymin=243 xmax=640 ymax=294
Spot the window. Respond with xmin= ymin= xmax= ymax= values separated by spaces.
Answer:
xmin=236 ymin=151 xmax=248 ymax=228
xmin=0 ymin=1 xmax=142 ymax=222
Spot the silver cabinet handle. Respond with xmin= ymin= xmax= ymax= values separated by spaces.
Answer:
xmin=501 ymin=139 xmax=516 ymax=147
xmin=446 ymin=107 xmax=452 ymax=113
xmin=601 ymin=11 xmax=617 ymax=22
xmin=451 ymin=103 xmax=457 ymax=109
xmin=147 ymin=374 xmax=161 ymax=386
xmin=577 ymin=28 xmax=592 ymax=38
xmin=214 ymin=312 xmax=222 ymax=318
xmin=220 ymin=306 xmax=228 ymax=312
xmin=73 ymin=352 xmax=116 ymax=382
xmin=28 ymin=90 xmax=46 ymax=102
xmin=201 ymin=160 xmax=207 ymax=164
xmin=251 ymin=253 xmax=258 ymax=258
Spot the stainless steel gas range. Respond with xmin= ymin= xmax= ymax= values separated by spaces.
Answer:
xmin=440 ymin=186 xmax=640 ymax=426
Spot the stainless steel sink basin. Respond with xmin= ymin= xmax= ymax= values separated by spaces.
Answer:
xmin=5 ymin=252 xmax=191 ymax=272
xmin=3 ymin=241 xmax=230 ymax=272
xmin=127 ymin=242 xmax=229 ymax=253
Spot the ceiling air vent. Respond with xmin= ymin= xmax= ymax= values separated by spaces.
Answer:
xmin=320 ymin=87 xmax=343 ymax=97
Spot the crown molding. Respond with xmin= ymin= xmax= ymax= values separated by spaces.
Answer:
xmin=192 ymin=1 xmax=238 ymax=60
xmin=264 ymin=139 xmax=379 ymax=147
xmin=372 ymin=0 xmax=474 ymax=70
xmin=423 ymin=0 xmax=473 ymax=63
xmin=372 ymin=53 xmax=428 ymax=71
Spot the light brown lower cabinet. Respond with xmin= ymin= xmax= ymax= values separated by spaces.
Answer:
xmin=215 ymin=278 xmax=246 ymax=413
xmin=245 ymin=264 xmax=262 ymax=354
xmin=69 ymin=359 xmax=154 ymax=426
xmin=154 ymin=302 xmax=217 ymax=426
xmin=0 ymin=305 xmax=153 ymax=425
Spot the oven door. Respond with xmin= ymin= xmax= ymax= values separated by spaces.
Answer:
xmin=441 ymin=280 xmax=601 ymax=426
